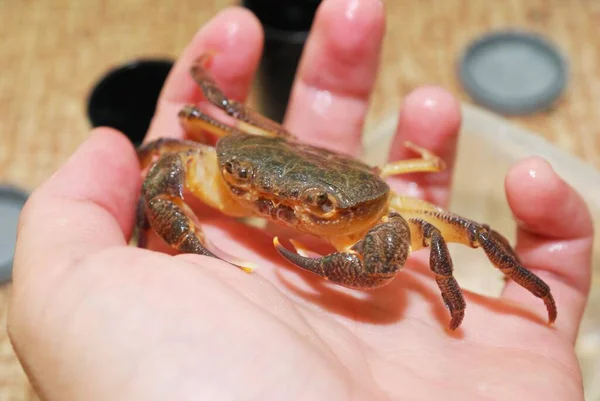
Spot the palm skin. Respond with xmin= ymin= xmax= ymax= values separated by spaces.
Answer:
xmin=8 ymin=2 xmax=592 ymax=400
xmin=10 ymin=169 xmax=590 ymax=401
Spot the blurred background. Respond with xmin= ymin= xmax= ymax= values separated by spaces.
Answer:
xmin=0 ymin=0 xmax=599 ymax=400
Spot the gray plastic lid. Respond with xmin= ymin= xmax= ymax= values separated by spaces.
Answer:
xmin=0 ymin=185 xmax=28 ymax=284
xmin=458 ymin=30 xmax=568 ymax=115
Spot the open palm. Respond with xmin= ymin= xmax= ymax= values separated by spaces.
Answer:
xmin=9 ymin=2 xmax=593 ymax=400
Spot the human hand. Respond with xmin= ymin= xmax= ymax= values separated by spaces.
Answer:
xmin=9 ymin=1 xmax=594 ymax=400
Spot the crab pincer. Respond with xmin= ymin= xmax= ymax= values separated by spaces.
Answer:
xmin=273 ymin=211 xmax=467 ymax=330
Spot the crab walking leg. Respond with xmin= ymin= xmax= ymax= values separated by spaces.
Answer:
xmin=390 ymin=195 xmax=557 ymax=324
xmin=132 ymin=196 xmax=151 ymax=249
xmin=274 ymin=212 xmax=411 ymax=289
xmin=391 ymin=194 xmax=524 ymax=260
xmin=409 ymin=218 xmax=466 ymax=329
xmin=143 ymin=194 xmax=217 ymax=256
xmin=389 ymin=193 xmax=446 ymax=213
xmin=380 ymin=141 xmax=447 ymax=178
xmin=178 ymin=105 xmax=243 ymax=142
xmin=133 ymin=138 xmax=208 ymax=247
xmin=137 ymin=138 xmax=207 ymax=169
xmin=190 ymin=53 xmax=293 ymax=138
xmin=137 ymin=143 xmax=252 ymax=271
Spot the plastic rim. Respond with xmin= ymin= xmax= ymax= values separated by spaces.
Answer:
xmin=457 ymin=30 xmax=569 ymax=115
xmin=0 ymin=185 xmax=29 ymax=284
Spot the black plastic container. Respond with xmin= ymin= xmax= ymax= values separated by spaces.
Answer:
xmin=87 ymin=59 xmax=174 ymax=146
xmin=243 ymin=0 xmax=321 ymax=123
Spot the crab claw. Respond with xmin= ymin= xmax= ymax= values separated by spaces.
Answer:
xmin=272 ymin=213 xmax=410 ymax=290
xmin=273 ymin=236 xmax=328 ymax=272
xmin=288 ymin=239 xmax=324 ymax=258
xmin=232 ymin=262 xmax=257 ymax=274
xmin=204 ymin=236 xmax=257 ymax=273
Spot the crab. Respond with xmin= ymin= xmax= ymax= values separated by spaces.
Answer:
xmin=134 ymin=53 xmax=556 ymax=330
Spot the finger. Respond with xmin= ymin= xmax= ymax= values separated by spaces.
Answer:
xmin=145 ymin=6 xmax=263 ymax=142
xmin=283 ymin=0 xmax=385 ymax=156
xmin=501 ymin=157 xmax=594 ymax=342
xmin=13 ymin=128 xmax=141 ymax=286
xmin=386 ymin=86 xmax=462 ymax=208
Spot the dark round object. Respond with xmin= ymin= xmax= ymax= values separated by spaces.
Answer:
xmin=458 ymin=30 xmax=568 ymax=115
xmin=87 ymin=59 xmax=174 ymax=146
xmin=0 ymin=185 xmax=29 ymax=284
xmin=243 ymin=0 xmax=321 ymax=31
xmin=243 ymin=0 xmax=322 ymax=122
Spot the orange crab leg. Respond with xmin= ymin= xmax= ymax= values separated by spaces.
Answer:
xmin=190 ymin=52 xmax=294 ymax=139
xmin=380 ymin=141 xmax=446 ymax=178
xmin=178 ymin=105 xmax=240 ymax=143
xmin=137 ymin=137 xmax=204 ymax=169
xmin=389 ymin=194 xmax=557 ymax=325
xmin=408 ymin=218 xmax=466 ymax=329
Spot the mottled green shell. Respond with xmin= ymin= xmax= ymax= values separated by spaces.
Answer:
xmin=215 ymin=134 xmax=389 ymax=209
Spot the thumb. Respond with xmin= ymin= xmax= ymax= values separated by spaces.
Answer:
xmin=11 ymin=127 xmax=141 ymax=308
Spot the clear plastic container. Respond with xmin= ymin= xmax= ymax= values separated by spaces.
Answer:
xmin=364 ymin=103 xmax=600 ymax=400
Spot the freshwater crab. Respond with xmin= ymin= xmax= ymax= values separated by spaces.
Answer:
xmin=134 ymin=53 xmax=556 ymax=330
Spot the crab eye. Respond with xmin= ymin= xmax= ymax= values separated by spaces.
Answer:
xmin=303 ymin=189 xmax=336 ymax=215
xmin=223 ymin=160 xmax=252 ymax=181
xmin=237 ymin=166 xmax=252 ymax=180
xmin=315 ymin=192 xmax=328 ymax=206
xmin=317 ymin=194 xmax=335 ymax=213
